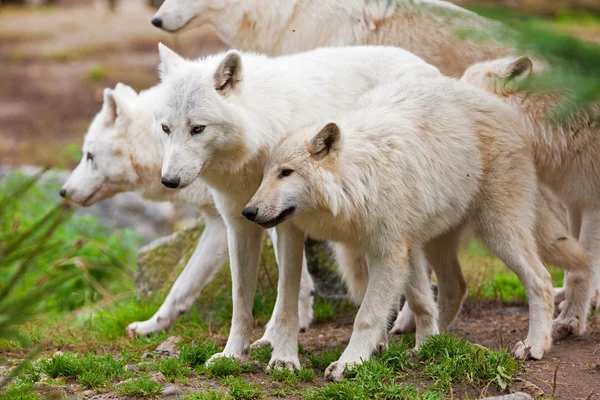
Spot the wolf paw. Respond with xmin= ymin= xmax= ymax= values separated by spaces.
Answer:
xmin=388 ymin=309 xmax=416 ymax=335
xmin=250 ymin=338 xmax=273 ymax=349
xmin=512 ymin=340 xmax=546 ymax=360
xmin=126 ymin=319 xmax=170 ymax=338
xmin=206 ymin=352 xmax=244 ymax=365
xmin=324 ymin=360 xmax=355 ymax=382
xmin=267 ymin=356 xmax=300 ymax=371
xmin=553 ymin=314 xmax=585 ymax=340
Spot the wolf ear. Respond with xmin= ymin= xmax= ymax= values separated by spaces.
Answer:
xmin=158 ymin=43 xmax=185 ymax=79
xmin=308 ymin=122 xmax=342 ymax=160
xmin=500 ymin=56 xmax=532 ymax=81
xmin=114 ymin=83 xmax=138 ymax=101
xmin=102 ymin=88 xmax=131 ymax=124
xmin=214 ymin=50 xmax=242 ymax=95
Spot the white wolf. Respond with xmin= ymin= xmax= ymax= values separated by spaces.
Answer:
xmin=462 ymin=56 xmax=600 ymax=313
xmin=153 ymin=44 xmax=442 ymax=369
xmin=59 ymin=83 xmax=316 ymax=339
xmin=152 ymin=0 xmax=509 ymax=77
xmin=244 ymin=76 xmax=555 ymax=380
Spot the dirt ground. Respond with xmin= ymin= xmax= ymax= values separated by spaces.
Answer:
xmin=288 ymin=300 xmax=600 ymax=399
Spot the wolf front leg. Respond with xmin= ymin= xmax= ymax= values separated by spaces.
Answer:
xmin=207 ymin=217 xmax=265 ymax=364
xmin=254 ymin=229 xmax=314 ymax=348
xmin=259 ymin=222 xmax=305 ymax=370
xmin=127 ymin=212 xmax=229 ymax=337
xmin=325 ymin=242 xmax=408 ymax=381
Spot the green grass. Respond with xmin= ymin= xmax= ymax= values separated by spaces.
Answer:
xmin=116 ymin=374 xmax=163 ymax=397
xmin=88 ymin=65 xmax=107 ymax=81
xmin=313 ymin=298 xmax=338 ymax=322
xmin=249 ymin=345 xmax=271 ymax=364
xmin=180 ymin=341 xmax=221 ymax=367
xmin=307 ymin=348 xmax=342 ymax=372
xmin=37 ymin=352 xmax=130 ymax=390
xmin=183 ymin=391 xmax=229 ymax=400
xmin=418 ymin=334 xmax=521 ymax=392
xmin=156 ymin=356 xmax=191 ymax=382
xmin=205 ymin=357 xmax=243 ymax=378
xmin=224 ymin=377 xmax=262 ymax=400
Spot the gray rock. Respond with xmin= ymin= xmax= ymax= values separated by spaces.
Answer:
xmin=160 ymin=384 xmax=180 ymax=397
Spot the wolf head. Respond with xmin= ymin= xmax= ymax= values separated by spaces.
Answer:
xmin=60 ymin=84 xmax=141 ymax=206
xmin=152 ymin=0 xmax=221 ymax=32
xmin=243 ymin=122 xmax=343 ymax=228
xmin=460 ymin=56 xmax=533 ymax=97
xmin=154 ymin=43 xmax=249 ymax=189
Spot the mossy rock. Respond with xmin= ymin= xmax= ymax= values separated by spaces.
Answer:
xmin=135 ymin=219 xmax=205 ymax=297
xmin=135 ymin=221 xmax=347 ymax=302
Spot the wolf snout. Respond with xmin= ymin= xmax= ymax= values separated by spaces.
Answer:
xmin=161 ymin=176 xmax=180 ymax=189
xmin=59 ymin=188 xmax=67 ymax=198
xmin=241 ymin=206 xmax=259 ymax=221
xmin=151 ymin=17 xmax=163 ymax=28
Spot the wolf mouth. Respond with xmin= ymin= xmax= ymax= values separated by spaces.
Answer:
xmin=258 ymin=206 xmax=296 ymax=229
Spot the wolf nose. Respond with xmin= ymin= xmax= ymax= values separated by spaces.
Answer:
xmin=151 ymin=17 xmax=163 ymax=28
xmin=161 ymin=176 xmax=180 ymax=189
xmin=242 ymin=206 xmax=259 ymax=221
xmin=59 ymin=188 xmax=67 ymax=198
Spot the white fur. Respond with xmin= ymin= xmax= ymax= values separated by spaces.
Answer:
xmin=153 ymin=0 xmax=507 ymax=76
xmin=60 ymin=83 xmax=315 ymax=338
xmin=153 ymin=44 xmax=441 ymax=369
xmin=247 ymin=76 xmax=555 ymax=380
xmin=462 ymin=56 xmax=599 ymax=323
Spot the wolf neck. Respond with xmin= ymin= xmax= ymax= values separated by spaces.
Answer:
xmin=210 ymin=0 xmax=510 ymax=76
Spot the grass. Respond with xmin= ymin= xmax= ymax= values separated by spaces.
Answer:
xmin=116 ymin=375 xmax=163 ymax=397
xmin=180 ymin=341 xmax=221 ymax=367
xmin=308 ymin=348 xmax=342 ymax=372
xmin=418 ymin=334 xmax=521 ymax=392
xmin=156 ymin=356 xmax=191 ymax=382
xmin=224 ymin=377 xmax=262 ymax=400
xmin=88 ymin=65 xmax=107 ymax=81
xmin=205 ymin=357 xmax=243 ymax=378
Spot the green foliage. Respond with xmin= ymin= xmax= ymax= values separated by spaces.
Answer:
xmin=250 ymin=345 xmax=271 ymax=364
xmin=0 ymin=172 xmax=141 ymax=316
xmin=224 ymin=377 xmax=262 ymax=400
xmin=206 ymin=357 xmax=243 ymax=378
xmin=183 ymin=390 xmax=229 ymax=400
xmin=307 ymin=348 xmax=341 ymax=372
xmin=180 ymin=340 xmax=221 ymax=367
xmin=418 ymin=334 xmax=521 ymax=392
xmin=466 ymin=6 xmax=600 ymax=119
xmin=297 ymin=367 xmax=316 ymax=383
xmin=116 ymin=375 xmax=163 ymax=397
xmin=313 ymin=298 xmax=337 ymax=322
xmin=0 ymin=382 xmax=40 ymax=400
xmin=155 ymin=356 xmax=191 ymax=382
xmin=88 ymin=65 xmax=107 ymax=81
xmin=37 ymin=352 xmax=130 ymax=389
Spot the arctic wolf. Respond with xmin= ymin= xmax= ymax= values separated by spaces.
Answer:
xmin=462 ymin=56 xmax=600 ymax=314
xmin=152 ymin=0 xmax=509 ymax=76
xmin=59 ymin=83 xmax=315 ymax=339
xmin=153 ymin=43 xmax=441 ymax=369
xmin=244 ymin=76 xmax=555 ymax=380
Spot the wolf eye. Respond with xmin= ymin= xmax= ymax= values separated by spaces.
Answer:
xmin=191 ymin=125 xmax=206 ymax=135
xmin=279 ymin=169 xmax=294 ymax=178
xmin=161 ymin=124 xmax=170 ymax=134
xmin=86 ymin=152 xmax=94 ymax=162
